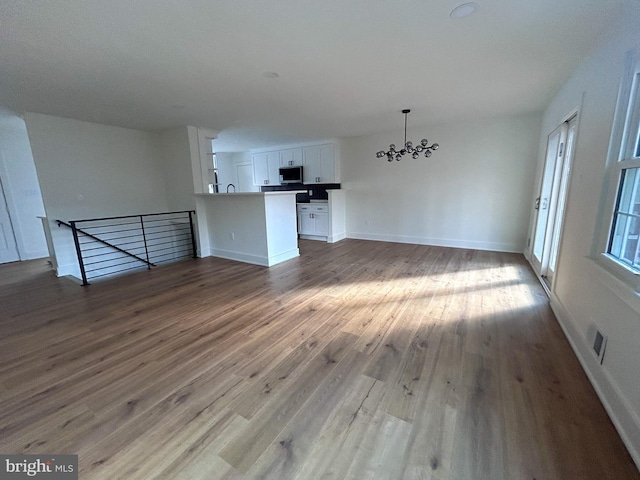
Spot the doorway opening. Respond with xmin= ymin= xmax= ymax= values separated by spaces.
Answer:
xmin=0 ymin=174 xmax=20 ymax=264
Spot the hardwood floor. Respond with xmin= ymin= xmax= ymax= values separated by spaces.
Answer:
xmin=0 ymin=239 xmax=637 ymax=479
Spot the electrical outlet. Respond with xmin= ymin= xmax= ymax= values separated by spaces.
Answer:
xmin=230 ymin=232 xmax=235 ymax=240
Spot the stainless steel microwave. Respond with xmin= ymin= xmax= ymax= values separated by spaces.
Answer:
xmin=279 ymin=166 xmax=303 ymax=184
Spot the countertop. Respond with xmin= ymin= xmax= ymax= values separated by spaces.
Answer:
xmin=196 ymin=190 xmax=306 ymax=197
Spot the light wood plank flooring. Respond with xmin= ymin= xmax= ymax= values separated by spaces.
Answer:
xmin=0 ymin=239 xmax=638 ymax=479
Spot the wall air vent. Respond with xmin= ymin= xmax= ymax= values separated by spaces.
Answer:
xmin=593 ymin=329 xmax=607 ymax=365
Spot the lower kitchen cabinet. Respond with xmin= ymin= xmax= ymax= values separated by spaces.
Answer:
xmin=297 ymin=204 xmax=329 ymax=239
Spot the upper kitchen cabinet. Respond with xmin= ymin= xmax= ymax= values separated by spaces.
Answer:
xmin=252 ymin=151 xmax=280 ymax=186
xmin=303 ymin=144 xmax=337 ymax=184
xmin=279 ymin=148 xmax=303 ymax=167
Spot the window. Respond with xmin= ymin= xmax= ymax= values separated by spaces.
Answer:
xmin=609 ymin=168 xmax=640 ymax=269
xmin=603 ymin=52 xmax=640 ymax=281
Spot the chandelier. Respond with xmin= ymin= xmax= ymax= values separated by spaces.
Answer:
xmin=376 ymin=109 xmax=439 ymax=161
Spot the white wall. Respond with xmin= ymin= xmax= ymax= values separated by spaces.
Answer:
xmin=196 ymin=193 xmax=269 ymax=265
xmin=159 ymin=127 xmax=196 ymax=211
xmin=216 ymin=152 xmax=259 ymax=193
xmin=0 ymin=107 xmax=48 ymax=260
xmin=529 ymin=3 xmax=640 ymax=468
xmin=25 ymin=113 xmax=169 ymax=277
xmin=328 ymin=189 xmax=346 ymax=243
xmin=189 ymin=126 xmax=218 ymax=194
xmin=196 ymin=192 xmax=299 ymax=267
xmin=264 ymin=193 xmax=300 ymax=265
xmin=215 ymin=152 xmax=236 ymax=192
xmin=342 ymin=113 xmax=541 ymax=252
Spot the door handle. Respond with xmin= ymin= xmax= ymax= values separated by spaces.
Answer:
xmin=535 ymin=197 xmax=540 ymax=210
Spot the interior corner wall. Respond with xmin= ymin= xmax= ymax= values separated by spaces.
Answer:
xmin=341 ymin=112 xmax=542 ymax=253
xmin=159 ymin=127 xmax=196 ymax=211
xmin=531 ymin=3 xmax=640 ymax=469
xmin=0 ymin=107 xmax=48 ymax=260
xmin=24 ymin=113 xmax=170 ymax=277
xmin=215 ymin=152 xmax=236 ymax=192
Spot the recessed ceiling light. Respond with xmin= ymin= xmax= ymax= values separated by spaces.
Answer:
xmin=450 ymin=2 xmax=478 ymax=19
xmin=262 ymin=71 xmax=280 ymax=79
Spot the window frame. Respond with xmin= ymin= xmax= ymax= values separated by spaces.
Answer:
xmin=596 ymin=49 xmax=640 ymax=292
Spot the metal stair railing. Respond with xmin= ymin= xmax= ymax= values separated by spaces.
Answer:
xmin=56 ymin=210 xmax=197 ymax=285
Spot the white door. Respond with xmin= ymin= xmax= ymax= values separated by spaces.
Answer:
xmin=0 ymin=175 xmax=20 ymax=264
xmin=531 ymin=117 xmax=576 ymax=285
xmin=237 ymin=164 xmax=257 ymax=192
xmin=547 ymin=117 xmax=577 ymax=283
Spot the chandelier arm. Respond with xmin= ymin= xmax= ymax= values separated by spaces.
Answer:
xmin=376 ymin=108 xmax=437 ymax=161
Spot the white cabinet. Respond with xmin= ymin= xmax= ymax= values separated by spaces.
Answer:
xmin=297 ymin=204 xmax=329 ymax=238
xmin=315 ymin=210 xmax=329 ymax=236
xmin=280 ymin=148 xmax=303 ymax=167
xmin=252 ymin=152 xmax=280 ymax=186
xmin=303 ymin=144 xmax=336 ymax=184
xmin=252 ymin=142 xmax=338 ymax=186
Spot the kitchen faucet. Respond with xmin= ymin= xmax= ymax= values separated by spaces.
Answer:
xmin=226 ymin=183 xmax=236 ymax=193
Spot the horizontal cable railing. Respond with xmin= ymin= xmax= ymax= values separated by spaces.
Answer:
xmin=57 ymin=210 xmax=197 ymax=285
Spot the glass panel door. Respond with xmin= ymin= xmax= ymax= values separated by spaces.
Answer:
xmin=531 ymin=119 xmax=574 ymax=285
xmin=547 ymin=116 xmax=577 ymax=283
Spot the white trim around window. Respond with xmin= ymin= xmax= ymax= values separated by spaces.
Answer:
xmin=593 ymin=49 xmax=640 ymax=295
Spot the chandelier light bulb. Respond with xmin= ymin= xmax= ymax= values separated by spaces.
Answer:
xmin=432 ymin=143 xmax=439 ymax=150
xmin=412 ymin=152 xmax=419 ymax=159
xmin=425 ymin=150 xmax=432 ymax=158
xmin=421 ymin=139 xmax=428 ymax=146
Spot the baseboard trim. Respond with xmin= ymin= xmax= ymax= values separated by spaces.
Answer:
xmin=210 ymin=249 xmax=270 ymax=267
xmin=266 ymin=248 xmax=299 ymax=266
xmin=299 ymin=234 xmax=327 ymax=241
xmin=550 ymin=294 xmax=640 ymax=471
xmin=20 ymin=249 xmax=49 ymax=260
xmin=328 ymin=232 xmax=347 ymax=244
xmin=346 ymin=232 xmax=523 ymax=253
xmin=56 ymin=262 xmax=79 ymax=278
xmin=210 ymin=248 xmax=299 ymax=267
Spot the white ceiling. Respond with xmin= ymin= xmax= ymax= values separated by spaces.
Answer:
xmin=0 ymin=0 xmax=631 ymax=152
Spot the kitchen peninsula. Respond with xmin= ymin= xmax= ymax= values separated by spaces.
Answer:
xmin=194 ymin=191 xmax=303 ymax=266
